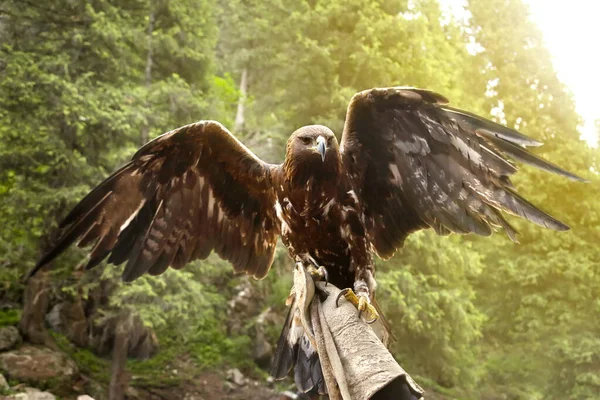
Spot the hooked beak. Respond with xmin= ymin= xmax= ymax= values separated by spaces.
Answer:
xmin=316 ymin=136 xmax=327 ymax=162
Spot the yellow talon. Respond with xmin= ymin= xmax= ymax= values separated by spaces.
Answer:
xmin=335 ymin=288 xmax=379 ymax=324
xmin=306 ymin=264 xmax=328 ymax=284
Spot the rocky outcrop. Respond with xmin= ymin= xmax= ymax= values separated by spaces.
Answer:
xmin=227 ymin=278 xmax=261 ymax=335
xmin=45 ymin=300 xmax=158 ymax=360
xmin=253 ymin=307 xmax=282 ymax=368
xmin=6 ymin=387 xmax=57 ymax=400
xmin=90 ymin=312 xmax=158 ymax=360
xmin=45 ymin=301 xmax=88 ymax=348
xmin=0 ymin=372 xmax=8 ymax=390
xmin=0 ymin=326 xmax=22 ymax=351
xmin=226 ymin=280 xmax=287 ymax=369
xmin=0 ymin=345 xmax=77 ymax=389
xmin=226 ymin=368 xmax=246 ymax=386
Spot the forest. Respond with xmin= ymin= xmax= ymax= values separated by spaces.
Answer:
xmin=0 ymin=0 xmax=598 ymax=399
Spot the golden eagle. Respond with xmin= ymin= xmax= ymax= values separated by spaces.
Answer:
xmin=30 ymin=87 xmax=584 ymax=395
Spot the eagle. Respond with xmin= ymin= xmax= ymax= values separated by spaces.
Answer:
xmin=30 ymin=87 xmax=584 ymax=395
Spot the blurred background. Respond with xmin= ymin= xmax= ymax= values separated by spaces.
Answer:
xmin=0 ymin=0 xmax=598 ymax=399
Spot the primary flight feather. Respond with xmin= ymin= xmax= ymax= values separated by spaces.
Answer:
xmin=31 ymin=87 xmax=585 ymax=395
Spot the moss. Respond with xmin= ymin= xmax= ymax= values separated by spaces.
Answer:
xmin=71 ymin=348 xmax=111 ymax=383
xmin=7 ymin=377 xmax=20 ymax=387
xmin=127 ymin=316 xmax=259 ymax=388
xmin=189 ymin=326 xmax=253 ymax=370
xmin=128 ymin=341 xmax=187 ymax=388
xmin=46 ymin=311 xmax=262 ymax=392
xmin=0 ymin=309 xmax=21 ymax=327
xmin=50 ymin=331 xmax=111 ymax=384
xmin=413 ymin=375 xmax=466 ymax=399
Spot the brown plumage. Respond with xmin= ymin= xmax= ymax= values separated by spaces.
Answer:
xmin=31 ymin=87 xmax=586 ymax=395
xmin=31 ymin=121 xmax=279 ymax=282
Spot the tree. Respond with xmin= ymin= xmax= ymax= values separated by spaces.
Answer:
xmin=462 ymin=1 xmax=599 ymax=398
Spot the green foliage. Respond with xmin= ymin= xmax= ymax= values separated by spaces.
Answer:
xmin=413 ymin=375 xmax=463 ymax=399
xmin=102 ymin=262 xmax=223 ymax=337
xmin=378 ymin=232 xmax=485 ymax=387
xmin=51 ymin=331 xmax=111 ymax=383
xmin=0 ymin=309 xmax=22 ymax=327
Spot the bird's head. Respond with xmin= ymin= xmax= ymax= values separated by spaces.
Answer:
xmin=286 ymin=125 xmax=338 ymax=162
xmin=283 ymin=125 xmax=341 ymax=186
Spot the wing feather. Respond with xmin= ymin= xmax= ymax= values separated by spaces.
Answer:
xmin=482 ymin=134 xmax=588 ymax=181
xmin=341 ymin=87 xmax=584 ymax=258
xmin=30 ymin=121 xmax=280 ymax=281
xmin=441 ymin=106 xmax=544 ymax=147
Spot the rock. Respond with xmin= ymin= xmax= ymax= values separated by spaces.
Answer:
xmin=253 ymin=329 xmax=273 ymax=367
xmin=89 ymin=313 xmax=158 ymax=359
xmin=253 ymin=307 xmax=280 ymax=367
xmin=0 ymin=326 xmax=22 ymax=351
xmin=223 ymin=381 xmax=236 ymax=393
xmin=278 ymin=391 xmax=298 ymax=400
xmin=47 ymin=300 xmax=159 ymax=360
xmin=226 ymin=368 xmax=246 ymax=386
xmin=183 ymin=394 xmax=205 ymax=400
xmin=46 ymin=301 xmax=89 ymax=348
xmin=82 ymin=380 xmax=105 ymax=400
xmin=0 ymin=345 xmax=77 ymax=390
xmin=226 ymin=278 xmax=260 ymax=335
xmin=77 ymin=396 xmax=95 ymax=400
xmin=0 ymin=373 xmax=8 ymax=390
xmin=125 ymin=386 xmax=139 ymax=398
xmin=8 ymin=387 xmax=56 ymax=400
xmin=45 ymin=304 xmax=63 ymax=333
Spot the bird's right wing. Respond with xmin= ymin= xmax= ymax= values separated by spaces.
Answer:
xmin=340 ymin=87 xmax=586 ymax=259
xmin=30 ymin=121 xmax=280 ymax=281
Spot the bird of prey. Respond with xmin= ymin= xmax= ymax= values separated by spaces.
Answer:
xmin=30 ymin=87 xmax=585 ymax=395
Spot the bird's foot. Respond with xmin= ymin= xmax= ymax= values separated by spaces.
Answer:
xmin=335 ymin=288 xmax=379 ymax=324
xmin=306 ymin=264 xmax=328 ymax=284
xmin=295 ymin=255 xmax=328 ymax=284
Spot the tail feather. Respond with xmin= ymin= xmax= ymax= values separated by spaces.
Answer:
xmin=271 ymin=302 xmax=327 ymax=395
xmin=311 ymin=357 xmax=326 ymax=395
xmin=294 ymin=335 xmax=324 ymax=394
xmin=270 ymin=301 xmax=297 ymax=379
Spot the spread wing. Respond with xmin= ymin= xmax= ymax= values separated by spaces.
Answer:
xmin=30 ymin=121 xmax=279 ymax=281
xmin=340 ymin=87 xmax=586 ymax=259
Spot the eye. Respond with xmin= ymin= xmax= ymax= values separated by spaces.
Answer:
xmin=300 ymin=137 xmax=312 ymax=145
xmin=327 ymin=137 xmax=333 ymax=144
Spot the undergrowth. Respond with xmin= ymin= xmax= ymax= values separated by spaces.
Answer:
xmin=0 ymin=309 xmax=21 ymax=327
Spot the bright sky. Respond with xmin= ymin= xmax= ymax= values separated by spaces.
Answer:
xmin=440 ymin=0 xmax=599 ymax=147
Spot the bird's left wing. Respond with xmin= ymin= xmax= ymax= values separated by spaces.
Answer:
xmin=30 ymin=121 xmax=280 ymax=281
xmin=340 ymin=87 xmax=586 ymax=259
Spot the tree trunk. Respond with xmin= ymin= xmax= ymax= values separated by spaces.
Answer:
xmin=109 ymin=312 xmax=132 ymax=400
xmin=140 ymin=4 xmax=155 ymax=145
xmin=18 ymin=271 xmax=56 ymax=349
xmin=234 ymin=68 xmax=248 ymax=132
